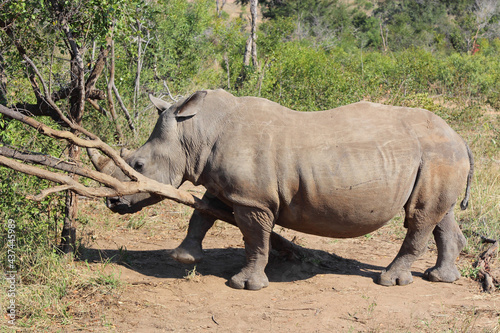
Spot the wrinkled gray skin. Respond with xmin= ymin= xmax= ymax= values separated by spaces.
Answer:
xmin=107 ymin=89 xmax=473 ymax=290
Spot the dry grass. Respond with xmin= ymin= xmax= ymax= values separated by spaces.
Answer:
xmin=0 ymin=249 xmax=122 ymax=331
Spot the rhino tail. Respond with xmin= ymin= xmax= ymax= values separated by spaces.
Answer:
xmin=460 ymin=141 xmax=474 ymax=210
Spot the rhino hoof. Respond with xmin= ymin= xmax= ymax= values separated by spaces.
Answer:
xmin=424 ymin=266 xmax=461 ymax=283
xmin=170 ymin=246 xmax=203 ymax=264
xmin=378 ymin=269 xmax=413 ymax=286
xmin=229 ymin=271 xmax=269 ymax=290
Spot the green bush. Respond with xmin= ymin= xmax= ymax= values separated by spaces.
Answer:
xmin=0 ymin=119 xmax=65 ymax=259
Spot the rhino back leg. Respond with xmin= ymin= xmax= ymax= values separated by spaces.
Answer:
xmin=378 ymin=222 xmax=435 ymax=286
xmin=379 ymin=155 xmax=468 ymax=286
xmin=424 ymin=208 xmax=466 ymax=282
xmin=229 ymin=205 xmax=273 ymax=290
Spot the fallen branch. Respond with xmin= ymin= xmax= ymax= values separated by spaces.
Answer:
xmin=0 ymin=146 xmax=84 ymax=175
xmin=475 ymin=240 xmax=499 ymax=292
xmin=0 ymin=104 xmax=235 ymax=223
xmin=0 ymin=153 xmax=234 ymax=223
xmin=0 ymin=103 xmax=138 ymax=181
xmin=0 ymin=146 xmax=125 ymax=188
xmin=465 ymin=230 xmax=499 ymax=244
xmin=0 ymin=104 xmax=311 ymax=260
xmin=28 ymin=185 xmax=72 ymax=201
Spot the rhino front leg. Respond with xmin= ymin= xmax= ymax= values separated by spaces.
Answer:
xmin=170 ymin=209 xmax=216 ymax=264
xmin=229 ymin=205 xmax=273 ymax=290
xmin=172 ymin=193 xmax=301 ymax=265
xmin=171 ymin=192 xmax=230 ymax=264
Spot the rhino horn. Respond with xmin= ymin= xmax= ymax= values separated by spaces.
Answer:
xmin=120 ymin=147 xmax=132 ymax=158
xmin=149 ymin=94 xmax=172 ymax=114
xmin=86 ymin=148 xmax=118 ymax=176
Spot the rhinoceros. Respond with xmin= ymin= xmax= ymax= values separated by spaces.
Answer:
xmin=102 ymin=89 xmax=473 ymax=290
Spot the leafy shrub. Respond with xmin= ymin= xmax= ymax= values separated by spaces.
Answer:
xmin=0 ymin=119 xmax=65 ymax=261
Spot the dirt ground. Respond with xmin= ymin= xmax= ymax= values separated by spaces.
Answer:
xmin=73 ymin=185 xmax=499 ymax=333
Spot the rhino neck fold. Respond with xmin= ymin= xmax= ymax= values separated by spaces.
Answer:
xmin=179 ymin=99 xmax=231 ymax=187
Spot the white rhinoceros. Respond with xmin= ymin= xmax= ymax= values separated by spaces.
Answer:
xmin=103 ymin=89 xmax=473 ymax=290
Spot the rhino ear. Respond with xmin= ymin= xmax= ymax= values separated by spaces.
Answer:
xmin=175 ymin=90 xmax=207 ymax=119
xmin=149 ymin=94 xmax=172 ymax=115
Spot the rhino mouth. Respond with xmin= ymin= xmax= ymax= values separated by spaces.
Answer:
xmin=106 ymin=194 xmax=164 ymax=215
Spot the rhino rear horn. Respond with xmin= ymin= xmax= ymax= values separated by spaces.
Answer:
xmin=149 ymin=94 xmax=172 ymax=115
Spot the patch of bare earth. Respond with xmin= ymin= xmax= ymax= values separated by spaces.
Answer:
xmin=73 ymin=185 xmax=499 ymax=332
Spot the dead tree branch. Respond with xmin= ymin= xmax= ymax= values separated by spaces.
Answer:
xmin=0 ymin=105 xmax=235 ymax=223
xmin=0 ymin=145 xmax=120 ymax=185
xmin=86 ymin=38 xmax=111 ymax=93
xmin=106 ymin=35 xmax=124 ymax=141
xmin=475 ymin=240 xmax=499 ymax=292
xmin=0 ymin=103 xmax=137 ymax=181
xmin=86 ymin=98 xmax=109 ymax=117
xmin=112 ymin=83 xmax=135 ymax=132
xmin=162 ymin=80 xmax=178 ymax=102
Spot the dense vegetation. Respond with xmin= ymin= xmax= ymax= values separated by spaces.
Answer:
xmin=0 ymin=0 xmax=499 ymax=328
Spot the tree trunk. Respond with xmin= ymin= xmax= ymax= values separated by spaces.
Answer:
xmin=243 ymin=0 xmax=258 ymax=67
xmin=0 ymin=53 xmax=7 ymax=105
xmin=224 ymin=52 xmax=230 ymax=89
xmin=216 ymin=0 xmax=227 ymax=18
xmin=379 ymin=22 xmax=388 ymax=53
xmin=60 ymin=28 xmax=86 ymax=253
xmin=61 ymin=156 xmax=78 ymax=254
xmin=134 ymin=38 xmax=142 ymax=111
xmin=133 ymin=20 xmax=146 ymax=112
xmin=107 ymin=37 xmax=124 ymax=142
xmin=250 ymin=0 xmax=258 ymax=67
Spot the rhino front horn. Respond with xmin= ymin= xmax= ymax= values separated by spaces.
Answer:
xmin=120 ymin=147 xmax=132 ymax=158
xmin=86 ymin=148 xmax=118 ymax=176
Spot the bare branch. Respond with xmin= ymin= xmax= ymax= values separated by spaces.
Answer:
xmin=0 ymin=146 xmax=79 ymax=173
xmin=0 ymin=104 xmax=235 ymax=223
xmin=27 ymin=185 xmax=72 ymax=201
xmin=0 ymin=145 xmax=123 ymax=187
xmin=0 ymin=150 xmax=234 ymax=223
xmin=162 ymin=80 xmax=178 ymax=102
xmin=86 ymin=38 xmax=111 ymax=93
xmin=0 ymin=154 xmax=121 ymax=198
xmin=0 ymin=103 xmax=138 ymax=181
xmin=86 ymin=98 xmax=109 ymax=117
xmin=106 ymin=36 xmax=124 ymax=141
xmin=113 ymin=83 xmax=135 ymax=132
xmin=21 ymin=55 xmax=77 ymax=128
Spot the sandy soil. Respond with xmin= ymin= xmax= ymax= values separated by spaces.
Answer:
xmin=72 ymin=185 xmax=499 ymax=332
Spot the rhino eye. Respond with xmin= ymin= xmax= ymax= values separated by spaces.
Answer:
xmin=134 ymin=161 xmax=144 ymax=172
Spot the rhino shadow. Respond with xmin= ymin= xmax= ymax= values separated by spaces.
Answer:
xmin=77 ymin=245 xmax=425 ymax=284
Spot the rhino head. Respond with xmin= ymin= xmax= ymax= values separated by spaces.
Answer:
xmin=92 ymin=91 xmax=209 ymax=214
